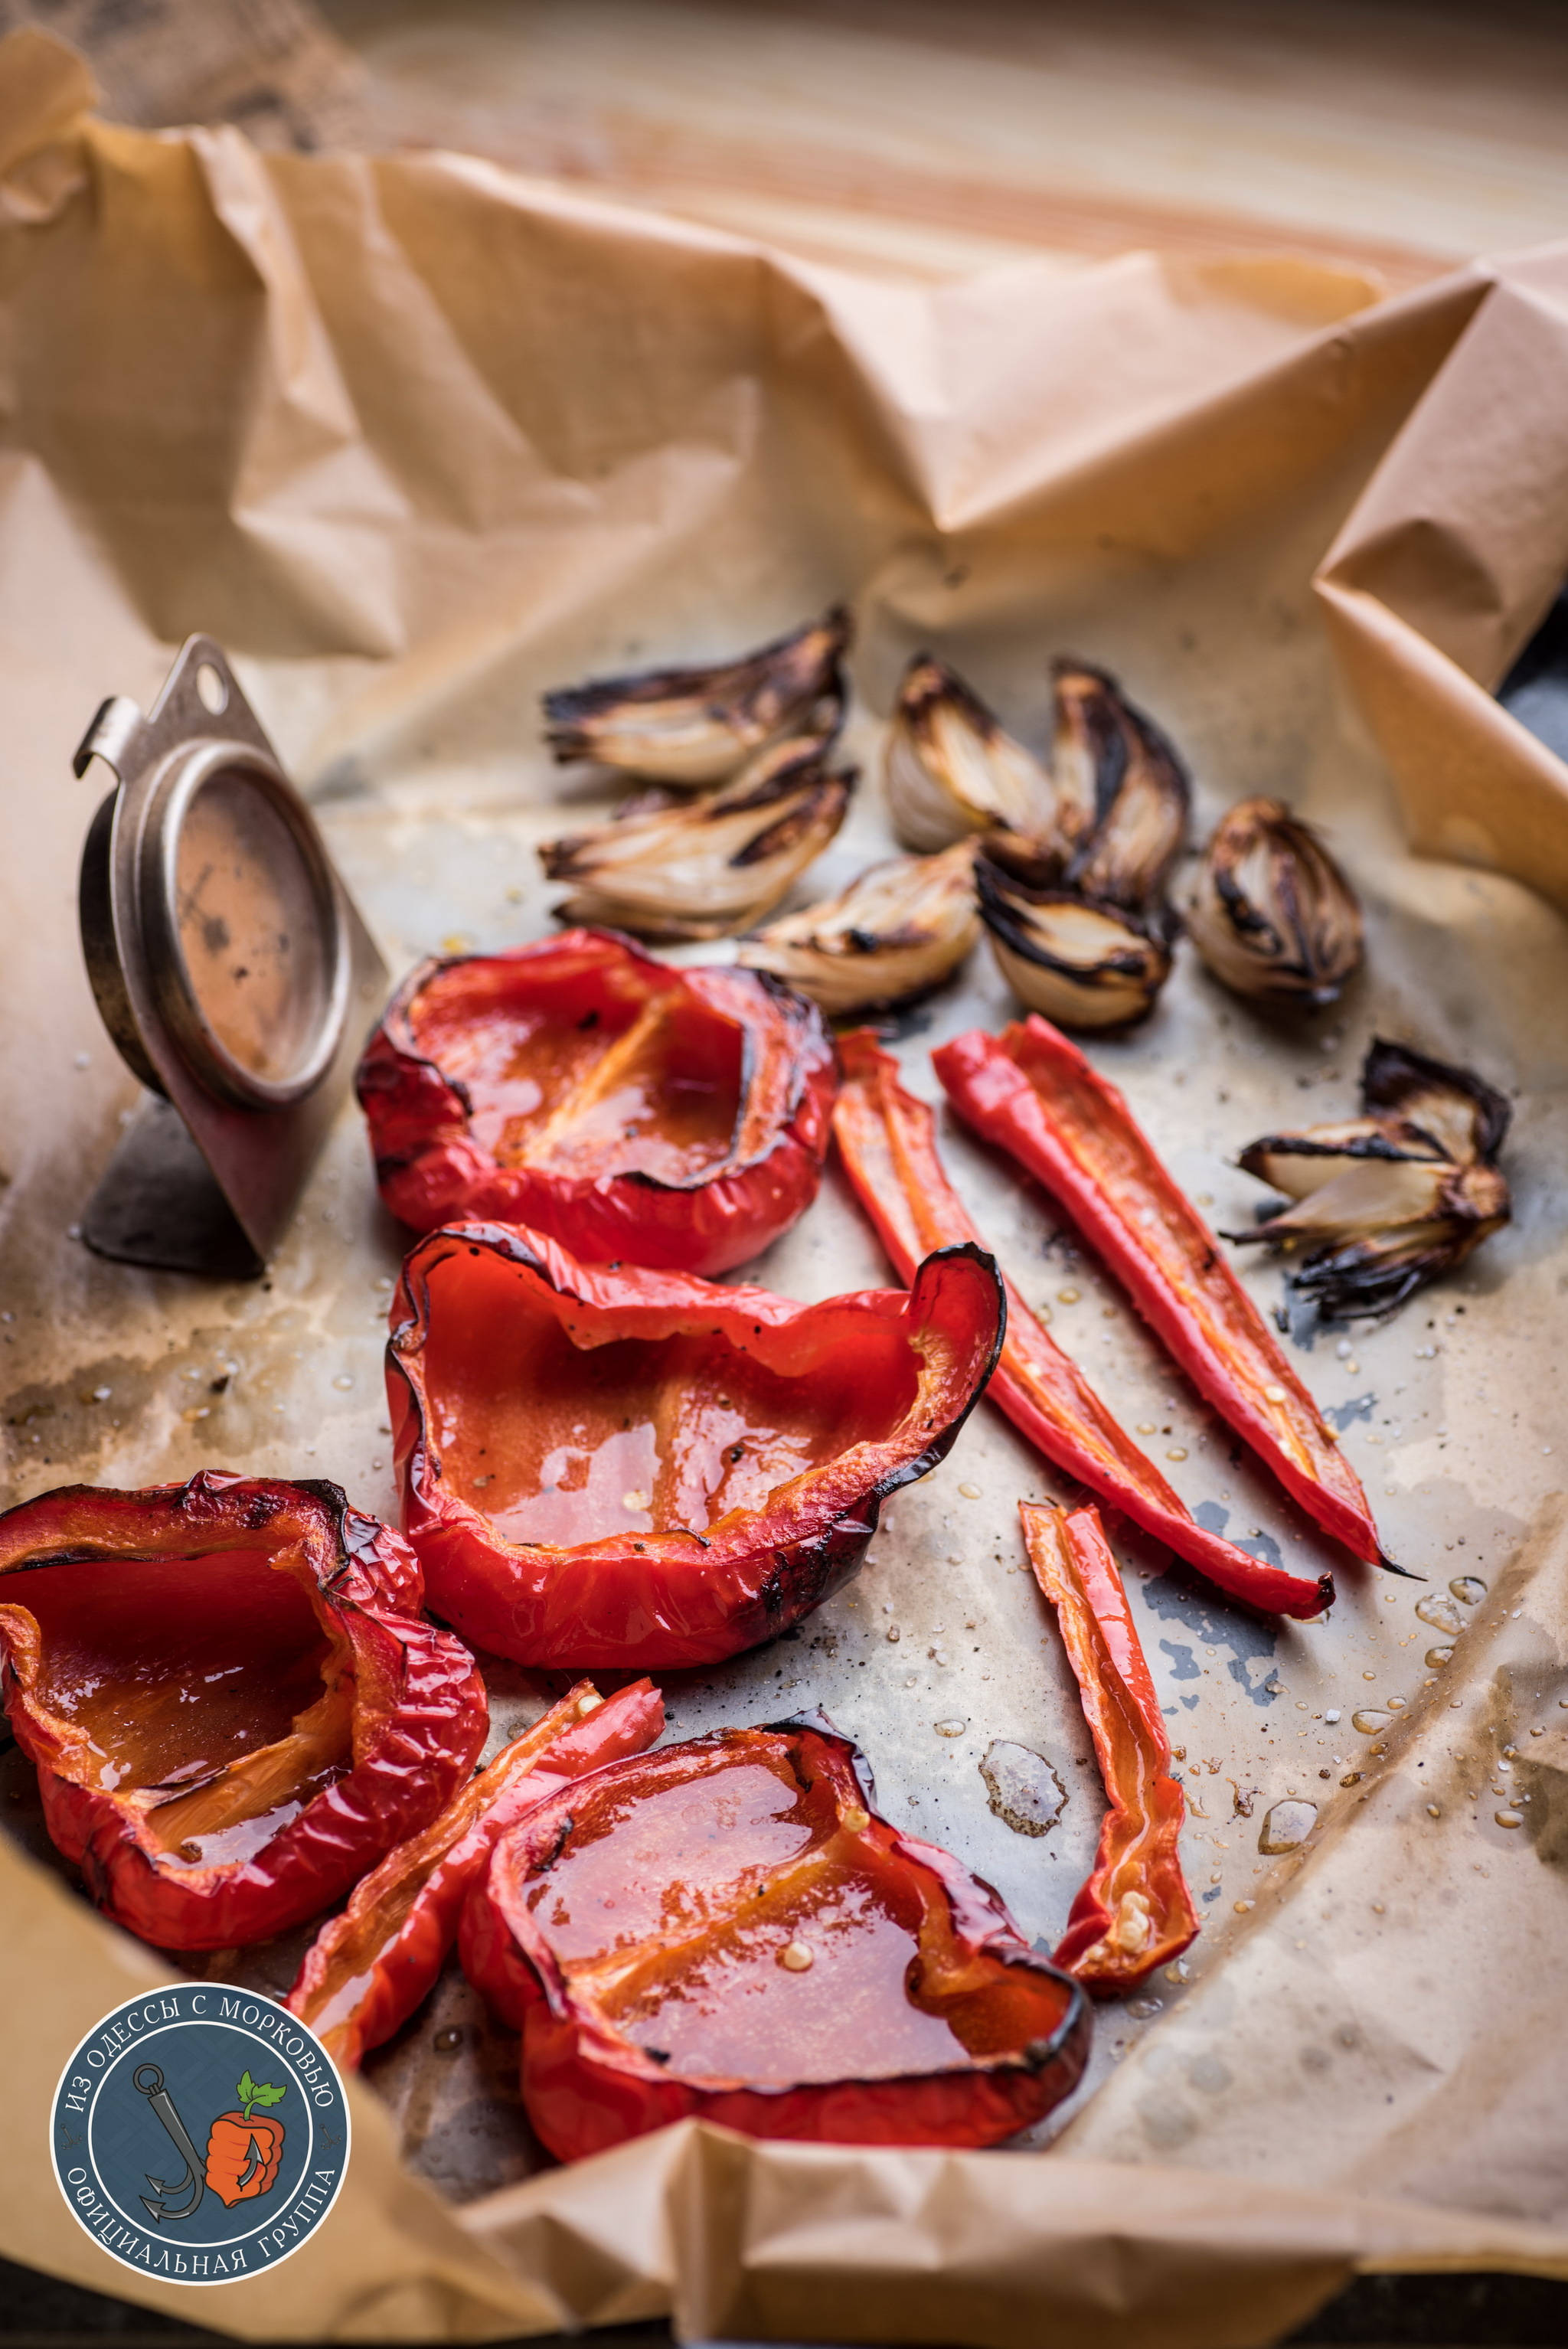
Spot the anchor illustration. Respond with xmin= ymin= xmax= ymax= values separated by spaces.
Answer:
xmin=131 ymin=2063 xmax=207 ymax=2223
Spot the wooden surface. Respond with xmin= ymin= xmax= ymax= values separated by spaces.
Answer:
xmin=322 ymin=0 xmax=1568 ymax=287
xmin=25 ymin=0 xmax=1568 ymax=289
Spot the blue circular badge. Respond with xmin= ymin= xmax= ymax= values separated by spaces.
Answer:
xmin=50 ymin=1984 xmax=350 ymax=2285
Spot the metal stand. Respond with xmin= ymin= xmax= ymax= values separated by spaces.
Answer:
xmin=80 ymin=1096 xmax=264 ymax=1280
xmin=74 ymin=635 xmax=388 ymax=1277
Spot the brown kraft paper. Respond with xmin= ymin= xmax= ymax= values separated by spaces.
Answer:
xmin=1 ymin=28 xmax=1566 ymax=2344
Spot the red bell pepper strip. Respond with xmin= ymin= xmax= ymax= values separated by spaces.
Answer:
xmin=356 ymin=927 xmax=838 ymax=1276
xmin=1020 ymin=1501 xmax=1197 ymax=1991
xmin=935 ymin=1018 xmax=1384 ymax=1566
xmin=833 ymin=1033 xmax=1331 ymax=1618
xmin=0 ymin=1474 xmax=487 ymax=1952
xmin=389 ymin=1218 xmax=1004 ymax=1669
xmin=288 ymin=1674 xmax=664 ymax=2066
xmin=460 ymin=1717 xmax=1089 ymax=2161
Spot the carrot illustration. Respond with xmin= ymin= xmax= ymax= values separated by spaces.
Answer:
xmin=204 ymin=2072 xmax=286 ymax=2207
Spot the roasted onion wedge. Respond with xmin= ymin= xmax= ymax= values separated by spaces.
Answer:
xmin=1235 ymin=1168 xmax=1509 ymax=1320
xmin=1239 ymin=1117 xmax=1450 ymax=1199
xmin=541 ymin=736 xmax=852 ymax=941
xmin=1240 ymin=1041 xmax=1510 ymax=1188
xmin=739 ymin=839 xmax=979 ymax=1014
xmin=1230 ymin=1039 xmax=1511 ymax=1320
xmin=1187 ymin=797 xmax=1363 ymax=1006
xmin=543 ymin=608 xmax=851 ymax=784
xmin=978 ymin=841 xmax=1171 ymax=1028
xmin=1054 ymin=661 xmax=1189 ymax=910
xmin=884 ymin=656 xmax=1057 ymax=852
xmin=1362 ymin=1036 xmax=1510 ymax=1165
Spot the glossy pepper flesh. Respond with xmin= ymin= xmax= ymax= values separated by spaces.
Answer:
xmin=355 ymin=927 xmax=838 ymax=1276
xmin=459 ymin=1717 xmax=1089 ymax=2161
xmin=934 ymin=1018 xmax=1383 ymax=1565
xmin=389 ymin=1219 xmax=1004 ymax=1669
xmin=287 ymin=1675 xmax=665 ymax=2066
xmin=832 ymin=1033 xmax=1330 ymax=1618
xmin=1020 ymin=1501 xmax=1198 ymax=1991
xmin=0 ymin=1475 xmax=487 ymax=1952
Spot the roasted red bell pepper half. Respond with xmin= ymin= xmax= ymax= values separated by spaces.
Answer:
xmin=390 ymin=1220 xmax=1004 ymax=1669
xmin=935 ymin=1019 xmax=1386 ymax=1567
xmin=459 ymin=1716 xmax=1089 ymax=2161
xmin=287 ymin=1675 xmax=664 ymax=2066
xmin=1020 ymin=1502 xmax=1197 ymax=1991
xmin=356 ymin=927 xmax=837 ymax=1276
xmin=0 ymin=1474 xmax=486 ymax=1952
xmin=834 ymin=1033 xmax=1330 ymax=1618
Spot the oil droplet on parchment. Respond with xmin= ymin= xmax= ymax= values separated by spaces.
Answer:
xmin=979 ymin=1740 xmax=1067 ymax=1837
xmin=1258 ymin=1800 xmax=1318 ymax=1854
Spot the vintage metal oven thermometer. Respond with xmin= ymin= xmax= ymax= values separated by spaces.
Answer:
xmin=74 ymin=635 xmax=388 ymax=1277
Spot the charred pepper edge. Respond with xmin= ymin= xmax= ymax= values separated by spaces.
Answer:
xmin=359 ymin=930 xmax=838 ymax=1203
xmin=386 ymin=1224 xmax=1008 ymax=1665
xmin=488 ymin=1720 xmax=1089 ymax=2099
xmin=388 ymin=1221 xmax=1008 ymax=1557
xmin=0 ymin=1476 xmax=488 ymax=1950
xmin=0 ymin=1473 xmax=387 ymax=1586
xmin=362 ymin=936 xmax=701 ymax=1157
xmin=544 ymin=1951 xmax=1089 ymax=2095
xmin=616 ymin=970 xmax=837 ymax=1194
